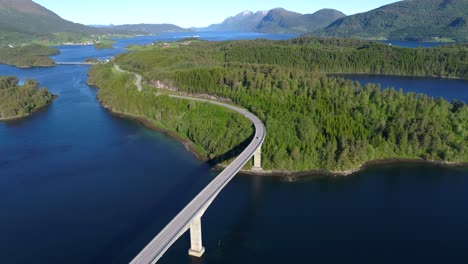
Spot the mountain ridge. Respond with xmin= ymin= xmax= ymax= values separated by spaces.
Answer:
xmin=257 ymin=8 xmax=346 ymax=33
xmin=99 ymin=24 xmax=192 ymax=34
xmin=0 ymin=0 xmax=107 ymax=46
xmin=199 ymin=10 xmax=268 ymax=32
xmin=314 ymin=0 xmax=468 ymax=41
xmin=0 ymin=0 xmax=93 ymax=34
xmin=196 ymin=8 xmax=346 ymax=33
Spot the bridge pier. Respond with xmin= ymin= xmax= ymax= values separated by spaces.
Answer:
xmin=129 ymin=96 xmax=266 ymax=264
xmin=252 ymin=144 xmax=262 ymax=170
xmin=188 ymin=215 xmax=205 ymax=258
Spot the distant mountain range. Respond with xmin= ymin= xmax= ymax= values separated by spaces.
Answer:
xmin=92 ymin=24 xmax=192 ymax=34
xmin=314 ymin=0 xmax=468 ymax=41
xmin=1 ymin=0 xmax=467 ymax=46
xmin=196 ymin=8 xmax=346 ymax=34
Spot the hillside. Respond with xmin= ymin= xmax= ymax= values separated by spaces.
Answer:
xmin=0 ymin=0 xmax=92 ymax=34
xmin=315 ymin=0 xmax=468 ymax=41
xmin=198 ymin=8 xmax=345 ymax=34
xmin=257 ymin=8 xmax=346 ymax=33
xmin=0 ymin=0 xmax=127 ymax=46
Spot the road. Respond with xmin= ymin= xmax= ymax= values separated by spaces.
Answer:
xmin=130 ymin=98 xmax=265 ymax=263
xmin=114 ymin=64 xmax=143 ymax=92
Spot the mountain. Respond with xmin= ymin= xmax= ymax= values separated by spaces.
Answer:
xmin=0 ymin=0 xmax=127 ymax=46
xmin=256 ymin=8 xmax=346 ymax=33
xmin=106 ymin=24 xmax=191 ymax=34
xmin=0 ymin=0 xmax=94 ymax=34
xmin=315 ymin=0 xmax=468 ymax=41
xmin=197 ymin=8 xmax=345 ymax=34
xmin=200 ymin=10 xmax=268 ymax=32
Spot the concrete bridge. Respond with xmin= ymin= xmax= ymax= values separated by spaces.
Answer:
xmin=130 ymin=96 xmax=265 ymax=263
xmin=55 ymin=62 xmax=98 ymax=65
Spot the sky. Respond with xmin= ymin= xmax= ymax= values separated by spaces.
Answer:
xmin=33 ymin=0 xmax=401 ymax=28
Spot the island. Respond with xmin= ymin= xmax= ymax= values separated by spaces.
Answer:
xmin=0 ymin=44 xmax=59 ymax=68
xmin=0 ymin=76 xmax=56 ymax=121
xmin=94 ymin=37 xmax=116 ymax=50
xmin=88 ymin=37 xmax=468 ymax=175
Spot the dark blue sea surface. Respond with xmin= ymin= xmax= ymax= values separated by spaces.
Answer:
xmin=1 ymin=33 xmax=467 ymax=263
xmin=338 ymin=74 xmax=468 ymax=103
xmin=380 ymin=40 xmax=452 ymax=48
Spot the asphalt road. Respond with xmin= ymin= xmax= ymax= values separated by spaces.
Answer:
xmin=130 ymin=95 xmax=266 ymax=264
xmin=114 ymin=64 xmax=143 ymax=91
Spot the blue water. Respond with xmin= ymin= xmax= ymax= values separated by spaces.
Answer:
xmin=112 ymin=31 xmax=299 ymax=51
xmin=0 ymin=62 xmax=215 ymax=264
xmin=380 ymin=40 xmax=451 ymax=48
xmin=1 ymin=33 xmax=468 ymax=263
xmin=338 ymin=74 xmax=468 ymax=103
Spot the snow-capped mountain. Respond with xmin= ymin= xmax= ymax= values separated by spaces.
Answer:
xmin=195 ymin=8 xmax=345 ymax=33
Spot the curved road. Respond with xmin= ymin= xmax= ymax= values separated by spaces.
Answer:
xmin=122 ymin=70 xmax=265 ymax=263
xmin=114 ymin=64 xmax=143 ymax=92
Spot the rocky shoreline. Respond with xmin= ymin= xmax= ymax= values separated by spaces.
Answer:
xmin=234 ymin=159 xmax=467 ymax=181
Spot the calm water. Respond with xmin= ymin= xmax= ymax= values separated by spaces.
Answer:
xmin=380 ymin=40 xmax=451 ymax=48
xmin=338 ymin=74 xmax=468 ymax=103
xmin=1 ymin=33 xmax=468 ymax=263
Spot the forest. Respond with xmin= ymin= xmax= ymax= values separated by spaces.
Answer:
xmin=0 ymin=44 xmax=59 ymax=68
xmin=87 ymin=66 xmax=254 ymax=166
xmin=89 ymin=37 xmax=468 ymax=172
xmin=0 ymin=76 xmax=55 ymax=120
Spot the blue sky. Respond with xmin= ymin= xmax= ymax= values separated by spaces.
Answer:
xmin=34 ymin=0 xmax=401 ymax=28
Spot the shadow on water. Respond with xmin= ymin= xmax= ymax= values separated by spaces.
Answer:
xmin=207 ymin=134 xmax=254 ymax=168
xmin=208 ymin=176 xmax=264 ymax=264
xmin=90 ymin=163 xmax=214 ymax=263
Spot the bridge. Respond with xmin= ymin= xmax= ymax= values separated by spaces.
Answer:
xmin=55 ymin=62 xmax=98 ymax=65
xmin=129 ymin=95 xmax=265 ymax=263
xmin=110 ymin=65 xmax=265 ymax=263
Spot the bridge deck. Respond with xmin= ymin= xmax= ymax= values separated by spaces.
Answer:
xmin=55 ymin=62 xmax=97 ymax=65
xmin=130 ymin=96 xmax=265 ymax=264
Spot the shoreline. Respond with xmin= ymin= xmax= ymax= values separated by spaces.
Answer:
xmin=0 ymin=94 xmax=58 ymax=122
xmin=88 ymin=89 xmax=209 ymax=162
xmin=235 ymin=159 xmax=468 ymax=180
xmin=329 ymin=72 xmax=467 ymax=81
xmin=88 ymin=84 xmax=467 ymax=179
xmin=0 ymin=62 xmax=56 ymax=69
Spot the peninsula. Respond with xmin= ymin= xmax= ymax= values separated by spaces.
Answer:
xmin=0 ymin=44 xmax=59 ymax=68
xmin=87 ymin=37 xmax=467 ymax=175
